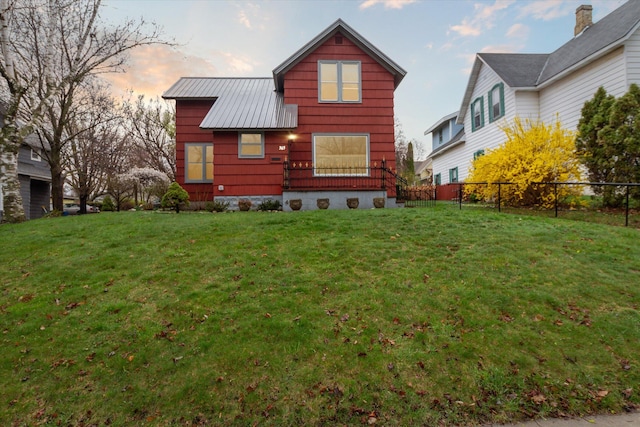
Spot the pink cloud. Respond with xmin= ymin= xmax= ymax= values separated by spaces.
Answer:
xmin=103 ymin=44 xmax=219 ymax=98
xmin=359 ymin=0 xmax=417 ymax=10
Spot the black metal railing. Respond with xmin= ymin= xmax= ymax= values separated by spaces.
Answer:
xmin=447 ymin=181 xmax=640 ymax=227
xmin=283 ymin=160 xmax=398 ymax=192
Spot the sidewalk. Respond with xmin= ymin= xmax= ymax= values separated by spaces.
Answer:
xmin=486 ymin=411 xmax=640 ymax=426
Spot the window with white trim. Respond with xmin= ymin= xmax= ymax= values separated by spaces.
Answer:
xmin=471 ymin=97 xmax=484 ymax=132
xmin=31 ymin=148 xmax=42 ymax=162
xmin=313 ymin=134 xmax=369 ymax=176
xmin=238 ymin=132 xmax=264 ymax=158
xmin=185 ymin=143 xmax=213 ymax=183
xmin=434 ymin=173 xmax=441 ymax=185
xmin=488 ymin=83 xmax=504 ymax=122
xmin=318 ymin=61 xmax=361 ymax=103
xmin=449 ymin=167 xmax=458 ymax=183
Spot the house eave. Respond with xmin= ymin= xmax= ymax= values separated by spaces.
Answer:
xmin=424 ymin=111 xmax=458 ymax=135
xmin=272 ymin=19 xmax=407 ymax=92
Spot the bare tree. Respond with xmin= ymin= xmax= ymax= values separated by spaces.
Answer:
xmin=123 ymin=95 xmax=176 ymax=181
xmin=65 ymin=79 xmax=130 ymax=214
xmin=0 ymin=0 xmax=170 ymax=221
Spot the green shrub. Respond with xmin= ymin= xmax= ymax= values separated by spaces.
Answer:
xmin=257 ymin=199 xmax=282 ymax=211
xmin=101 ymin=196 xmax=115 ymax=212
xmin=161 ymin=182 xmax=190 ymax=213
xmin=205 ymin=200 xmax=230 ymax=213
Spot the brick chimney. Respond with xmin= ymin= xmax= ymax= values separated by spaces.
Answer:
xmin=575 ymin=5 xmax=593 ymax=36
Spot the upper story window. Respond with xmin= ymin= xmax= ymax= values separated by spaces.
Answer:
xmin=185 ymin=143 xmax=213 ymax=183
xmin=471 ymin=97 xmax=484 ymax=132
xmin=438 ymin=129 xmax=443 ymax=143
xmin=31 ymin=148 xmax=42 ymax=162
xmin=489 ymin=83 xmax=504 ymax=122
xmin=318 ymin=61 xmax=361 ymax=103
xmin=238 ymin=132 xmax=264 ymax=158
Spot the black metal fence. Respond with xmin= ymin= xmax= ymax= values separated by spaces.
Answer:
xmin=447 ymin=181 xmax=640 ymax=227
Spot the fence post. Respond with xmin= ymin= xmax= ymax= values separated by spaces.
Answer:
xmin=381 ymin=159 xmax=386 ymax=190
xmin=498 ymin=183 xmax=501 ymax=212
xmin=625 ymin=184 xmax=630 ymax=227
xmin=283 ymin=159 xmax=289 ymax=189
xmin=554 ymin=183 xmax=558 ymax=218
xmin=459 ymin=183 xmax=462 ymax=210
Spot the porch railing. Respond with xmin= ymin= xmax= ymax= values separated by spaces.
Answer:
xmin=283 ymin=159 xmax=400 ymax=194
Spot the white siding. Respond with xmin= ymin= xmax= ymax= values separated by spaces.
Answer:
xmin=432 ymin=143 xmax=465 ymax=184
xmin=626 ymin=28 xmax=640 ymax=85
xmin=514 ymin=91 xmax=540 ymax=120
xmin=539 ymin=47 xmax=626 ymax=130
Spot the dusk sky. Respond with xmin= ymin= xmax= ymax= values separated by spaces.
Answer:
xmin=101 ymin=0 xmax=627 ymax=158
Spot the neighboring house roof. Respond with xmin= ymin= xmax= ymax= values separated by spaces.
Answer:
xmin=272 ymin=18 xmax=407 ymax=92
xmin=538 ymin=0 xmax=640 ymax=85
xmin=163 ymin=77 xmax=298 ymax=130
xmin=427 ymin=128 xmax=465 ymax=159
xmin=415 ymin=158 xmax=431 ymax=175
xmin=423 ymin=111 xmax=458 ymax=135
xmin=458 ymin=0 xmax=640 ymax=124
xmin=477 ymin=54 xmax=548 ymax=88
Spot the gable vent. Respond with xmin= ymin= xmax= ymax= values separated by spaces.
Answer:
xmin=335 ymin=35 xmax=343 ymax=45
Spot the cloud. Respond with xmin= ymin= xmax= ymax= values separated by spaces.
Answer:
xmin=238 ymin=10 xmax=252 ymax=29
xmin=450 ymin=0 xmax=516 ymax=37
xmin=359 ymin=0 xmax=417 ymax=10
xmin=506 ymin=23 xmax=529 ymax=39
xmin=517 ymin=0 xmax=573 ymax=21
xmin=102 ymin=44 xmax=219 ymax=98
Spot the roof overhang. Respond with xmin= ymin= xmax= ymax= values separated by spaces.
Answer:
xmin=424 ymin=111 xmax=458 ymax=135
xmin=272 ymin=19 xmax=407 ymax=92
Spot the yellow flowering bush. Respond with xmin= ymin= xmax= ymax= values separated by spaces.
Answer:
xmin=465 ymin=117 xmax=583 ymax=208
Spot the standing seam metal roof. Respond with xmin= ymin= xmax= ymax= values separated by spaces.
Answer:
xmin=162 ymin=77 xmax=297 ymax=130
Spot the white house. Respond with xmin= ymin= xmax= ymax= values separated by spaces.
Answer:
xmin=427 ymin=1 xmax=640 ymax=185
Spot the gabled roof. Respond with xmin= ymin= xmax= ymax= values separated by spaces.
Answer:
xmin=539 ymin=0 xmax=640 ymax=85
xmin=478 ymin=54 xmax=548 ymax=88
xmin=272 ymin=19 xmax=407 ymax=92
xmin=424 ymin=111 xmax=459 ymax=135
xmin=457 ymin=0 xmax=640 ymax=124
xmin=163 ymin=77 xmax=298 ymax=130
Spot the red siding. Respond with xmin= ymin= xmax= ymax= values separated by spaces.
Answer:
xmin=175 ymin=100 xmax=215 ymax=202
xmin=283 ymin=34 xmax=398 ymax=196
xmin=212 ymin=131 xmax=289 ymax=198
xmin=173 ymin=31 xmax=400 ymax=201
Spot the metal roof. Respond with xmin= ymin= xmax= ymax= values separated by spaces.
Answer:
xmin=163 ymin=77 xmax=298 ymax=130
xmin=272 ymin=19 xmax=407 ymax=92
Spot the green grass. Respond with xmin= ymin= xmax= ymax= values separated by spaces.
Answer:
xmin=1 ymin=206 xmax=639 ymax=426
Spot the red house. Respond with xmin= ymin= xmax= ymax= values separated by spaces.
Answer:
xmin=163 ymin=19 xmax=406 ymax=211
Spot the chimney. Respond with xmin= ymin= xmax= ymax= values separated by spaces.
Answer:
xmin=575 ymin=4 xmax=593 ymax=36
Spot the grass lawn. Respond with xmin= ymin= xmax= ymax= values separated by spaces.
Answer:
xmin=1 ymin=206 xmax=639 ymax=426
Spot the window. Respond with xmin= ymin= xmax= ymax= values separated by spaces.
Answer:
xmin=313 ymin=134 xmax=369 ymax=175
xmin=185 ymin=143 xmax=213 ymax=183
xmin=471 ymin=97 xmax=484 ymax=132
xmin=238 ymin=132 xmax=264 ymax=158
xmin=473 ymin=149 xmax=485 ymax=160
xmin=449 ymin=167 xmax=458 ymax=183
xmin=319 ymin=61 xmax=361 ymax=103
xmin=434 ymin=173 xmax=441 ymax=185
xmin=488 ymin=83 xmax=504 ymax=122
xmin=438 ymin=130 xmax=443 ymax=143
xmin=31 ymin=148 xmax=42 ymax=162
